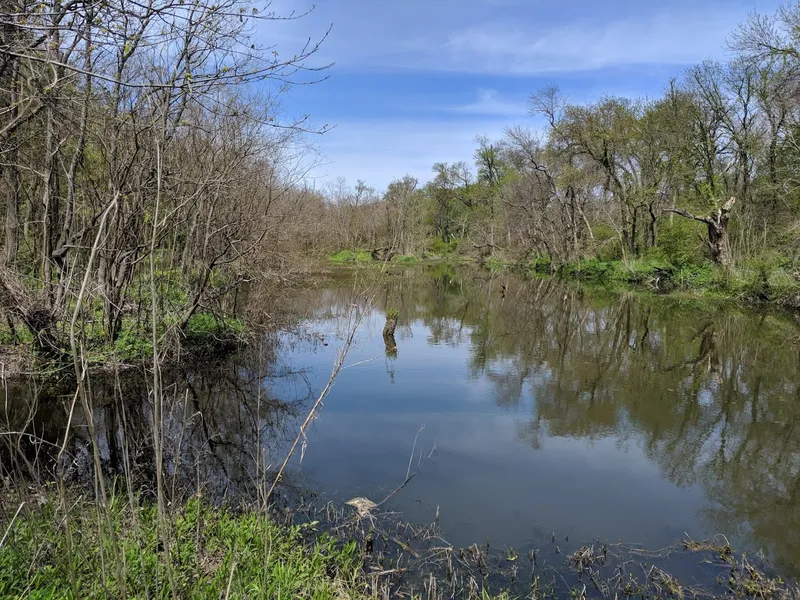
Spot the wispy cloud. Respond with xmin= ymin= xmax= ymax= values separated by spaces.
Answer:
xmin=271 ymin=0 xmax=781 ymax=75
xmin=443 ymin=12 xmax=745 ymax=74
xmin=445 ymin=89 xmax=528 ymax=117
xmin=263 ymin=0 xmax=785 ymax=188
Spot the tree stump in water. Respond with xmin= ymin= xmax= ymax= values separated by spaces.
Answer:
xmin=383 ymin=309 xmax=399 ymax=358
xmin=383 ymin=313 xmax=398 ymax=338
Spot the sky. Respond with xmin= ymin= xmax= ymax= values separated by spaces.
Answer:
xmin=261 ymin=0 xmax=784 ymax=192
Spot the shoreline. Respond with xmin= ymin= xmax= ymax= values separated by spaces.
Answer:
xmin=0 ymin=489 xmax=796 ymax=599
xmin=325 ymin=253 xmax=800 ymax=314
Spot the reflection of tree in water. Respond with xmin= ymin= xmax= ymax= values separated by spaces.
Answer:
xmin=419 ymin=274 xmax=800 ymax=576
xmin=0 ymin=336 xmax=311 ymax=504
xmin=284 ymin=268 xmax=800 ymax=576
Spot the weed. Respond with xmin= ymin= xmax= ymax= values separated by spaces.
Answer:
xmin=0 ymin=496 xmax=365 ymax=599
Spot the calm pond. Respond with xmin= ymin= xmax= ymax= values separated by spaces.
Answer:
xmin=274 ymin=265 xmax=800 ymax=579
xmin=3 ymin=265 xmax=800 ymax=581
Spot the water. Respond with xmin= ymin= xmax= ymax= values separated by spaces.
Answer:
xmin=272 ymin=266 xmax=800 ymax=578
xmin=3 ymin=264 xmax=800 ymax=581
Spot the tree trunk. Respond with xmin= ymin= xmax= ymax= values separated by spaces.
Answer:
xmin=668 ymin=197 xmax=736 ymax=268
xmin=707 ymin=217 xmax=732 ymax=268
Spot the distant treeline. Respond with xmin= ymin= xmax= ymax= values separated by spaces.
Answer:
xmin=309 ymin=5 xmax=800 ymax=290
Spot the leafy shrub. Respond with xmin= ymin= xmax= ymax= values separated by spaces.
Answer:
xmin=657 ymin=218 xmax=704 ymax=267
xmin=530 ymin=255 xmax=553 ymax=273
xmin=392 ymin=254 xmax=420 ymax=264
xmin=558 ymin=259 xmax=617 ymax=281
xmin=114 ymin=329 xmax=154 ymax=361
xmin=183 ymin=312 xmax=245 ymax=348
xmin=427 ymin=237 xmax=460 ymax=256
xmin=592 ymin=224 xmax=625 ymax=261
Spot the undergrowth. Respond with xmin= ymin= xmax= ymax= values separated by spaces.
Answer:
xmin=0 ymin=496 xmax=365 ymax=600
xmin=551 ymin=257 xmax=800 ymax=309
xmin=328 ymin=250 xmax=421 ymax=265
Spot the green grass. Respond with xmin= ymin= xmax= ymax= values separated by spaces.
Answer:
xmin=182 ymin=312 xmax=245 ymax=347
xmin=391 ymin=254 xmax=420 ymax=265
xmin=0 ymin=496 xmax=366 ymax=600
xmin=551 ymin=257 xmax=800 ymax=309
xmin=328 ymin=250 xmax=374 ymax=264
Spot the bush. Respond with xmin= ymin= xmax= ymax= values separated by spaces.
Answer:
xmin=392 ymin=254 xmax=420 ymax=265
xmin=114 ymin=329 xmax=154 ymax=361
xmin=427 ymin=237 xmax=460 ymax=256
xmin=530 ymin=255 xmax=553 ymax=273
xmin=558 ymin=259 xmax=618 ymax=281
xmin=183 ymin=312 xmax=245 ymax=348
xmin=657 ymin=218 xmax=704 ymax=267
xmin=591 ymin=224 xmax=625 ymax=261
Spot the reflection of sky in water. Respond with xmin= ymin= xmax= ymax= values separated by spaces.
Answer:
xmin=274 ymin=308 xmax=707 ymax=551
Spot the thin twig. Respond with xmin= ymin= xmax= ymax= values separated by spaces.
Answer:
xmin=0 ymin=502 xmax=25 ymax=549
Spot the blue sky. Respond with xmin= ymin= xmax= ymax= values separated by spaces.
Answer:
xmin=264 ymin=0 xmax=784 ymax=191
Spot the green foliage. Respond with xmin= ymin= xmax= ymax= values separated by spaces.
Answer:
xmin=328 ymin=250 xmax=374 ymax=263
xmin=385 ymin=308 xmax=400 ymax=320
xmin=0 ymin=497 xmax=364 ymax=599
xmin=427 ymin=237 xmax=460 ymax=256
xmin=656 ymin=218 xmax=705 ymax=267
xmin=558 ymin=259 xmax=618 ymax=281
xmin=183 ymin=312 xmax=245 ymax=347
xmin=0 ymin=320 xmax=33 ymax=346
xmin=591 ymin=225 xmax=625 ymax=261
xmin=114 ymin=329 xmax=154 ymax=361
xmin=530 ymin=255 xmax=553 ymax=273
xmin=391 ymin=254 xmax=420 ymax=265
xmin=553 ymin=255 xmax=800 ymax=309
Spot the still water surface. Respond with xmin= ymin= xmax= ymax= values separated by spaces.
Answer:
xmin=272 ymin=266 xmax=800 ymax=578
xmin=3 ymin=265 xmax=799 ymax=580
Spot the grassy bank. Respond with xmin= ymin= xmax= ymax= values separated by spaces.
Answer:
xmin=0 ymin=492 xmax=525 ymax=600
xmin=0 ymin=310 xmax=246 ymax=376
xmin=0 ymin=496 xmax=365 ymax=599
xmin=325 ymin=247 xmax=800 ymax=312
xmin=0 ymin=262 xmax=252 ymax=373
xmin=2 ymin=492 xmax=795 ymax=600
xmin=549 ymin=257 xmax=800 ymax=310
xmin=328 ymin=249 xmax=423 ymax=265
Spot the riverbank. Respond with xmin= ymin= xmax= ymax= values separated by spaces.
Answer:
xmin=545 ymin=257 xmax=800 ymax=311
xmin=326 ymin=249 xmax=800 ymax=313
xmin=1 ymin=490 xmax=796 ymax=600
xmin=0 ymin=493 xmax=368 ymax=599
xmin=3 ymin=266 xmax=800 ymax=599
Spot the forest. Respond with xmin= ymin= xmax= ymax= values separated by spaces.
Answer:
xmin=314 ymin=6 xmax=800 ymax=307
xmin=2 ymin=1 xmax=800 ymax=364
xmin=3 ymin=2 xmax=800 ymax=598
